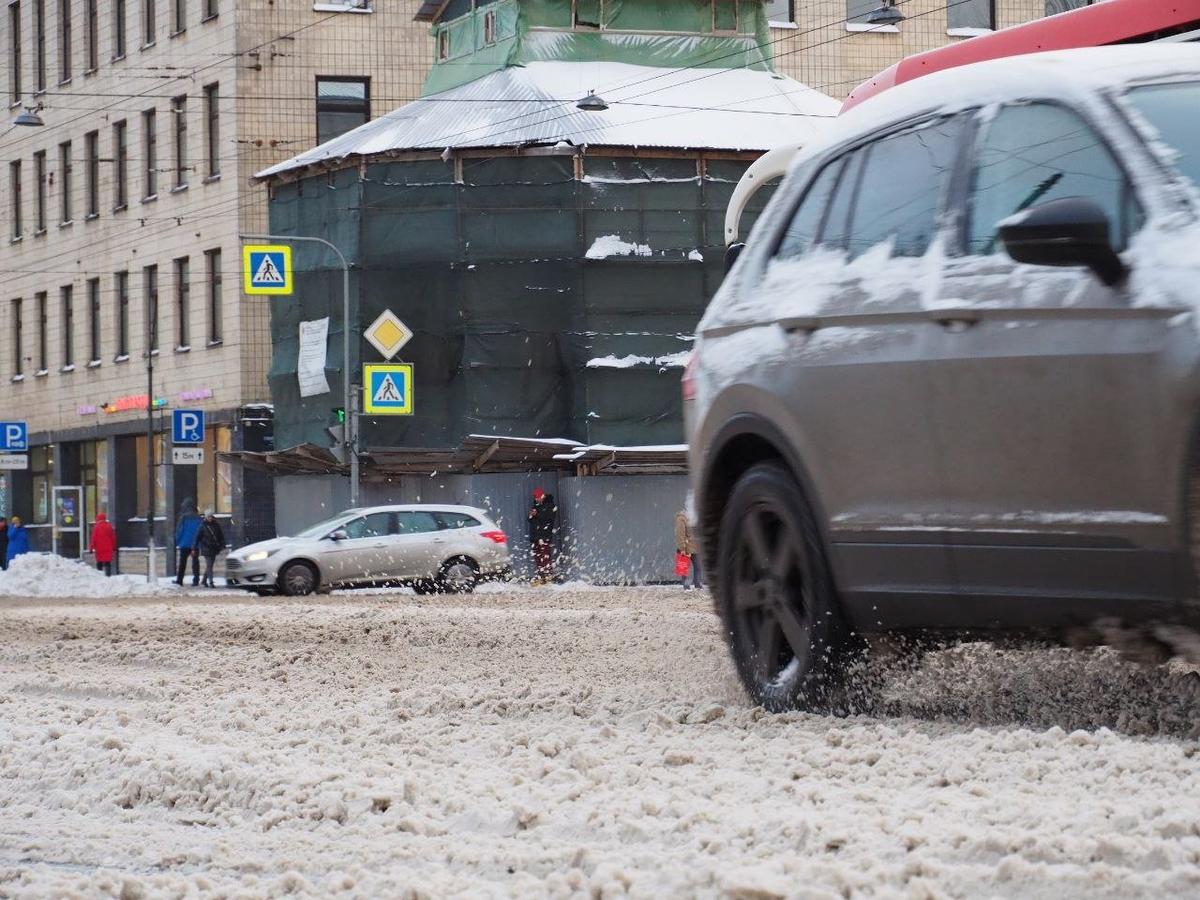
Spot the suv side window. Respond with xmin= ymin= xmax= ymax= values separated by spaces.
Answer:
xmin=396 ymin=511 xmax=441 ymax=534
xmin=967 ymin=102 xmax=1140 ymax=254
xmin=819 ymin=149 xmax=865 ymax=254
xmin=775 ymin=157 xmax=845 ymax=260
xmin=435 ymin=511 xmax=482 ymax=530
xmin=848 ymin=116 xmax=965 ymax=259
xmin=343 ymin=512 xmax=392 ymax=539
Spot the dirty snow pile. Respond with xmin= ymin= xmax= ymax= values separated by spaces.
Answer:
xmin=585 ymin=235 xmax=653 ymax=259
xmin=0 ymin=552 xmax=167 ymax=599
xmin=1 ymin=587 xmax=1199 ymax=898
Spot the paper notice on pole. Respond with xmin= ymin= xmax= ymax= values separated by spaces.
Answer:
xmin=297 ymin=317 xmax=331 ymax=398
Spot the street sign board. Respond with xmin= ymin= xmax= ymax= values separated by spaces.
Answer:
xmin=172 ymin=409 xmax=205 ymax=445
xmin=172 ymin=447 xmax=204 ymax=465
xmin=242 ymin=245 xmax=293 ymax=295
xmin=0 ymin=421 xmax=28 ymax=451
xmin=363 ymin=363 xmax=414 ymax=416
xmin=0 ymin=454 xmax=28 ymax=470
xmin=364 ymin=310 xmax=413 ymax=360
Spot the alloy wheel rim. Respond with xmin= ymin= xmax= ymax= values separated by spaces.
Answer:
xmin=286 ymin=568 xmax=312 ymax=594
xmin=732 ymin=502 xmax=813 ymax=690
xmin=445 ymin=562 xmax=474 ymax=589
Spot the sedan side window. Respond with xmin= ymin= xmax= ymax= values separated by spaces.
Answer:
xmin=435 ymin=511 xmax=482 ymax=530
xmin=848 ymin=116 xmax=965 ymax=259
xmin=343 ymin=513 xmax=391 ymax=539
xmin=967 ymin=103 xmax=1139 ymax=254
xmin=396 ymin=511 xmax=441 ymax=534
xmin=775 ymin=157 xmax=844 ymax=260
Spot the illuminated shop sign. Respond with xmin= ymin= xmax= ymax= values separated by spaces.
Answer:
xmin=102 ymin=395 xmax=169 ymax=413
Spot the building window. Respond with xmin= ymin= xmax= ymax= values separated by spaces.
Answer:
xmin=113 ymin=0 xmax=125 ymax=57
xmin=61 ymin=284 xmax=73 ymax=367
xmin=115 ymin=270 xmax=129 ymax=357
xmin=437 ymin=29 xmax=448 ymax=60
xmin=143 ymin=264 xmax=158 ymax=353
xmin=205 ymin=247 xmax=221 ymax=344
xmin=8 ymin=2 xmax=20 ymax=105
xmin=9 ymin=160 xmax=21 ymax=239
xmin=174 ymin=256 xmax=189 ymax=347
xmin=84 ymin=129 xmax=99 ymax=216
xmin=33 ymin=150 xmax=46 ymax=233
xmin=12 ymin=297 xmax=22 ymax=376
xmin=202 ymin=0 xmax=214 ymax=20
xmin=315 ymin=77 xmax=369 ymax=145
xmin=483 ymin=8 xmax=496 ymax=43
xmin=949 ymin=0 xmax=994 ymax=30
xmin=35 ymin=291 xmax=47 ymax=372
xmin=713 ymin=0 xmax=737 ymax=31
xmin=58 ymin=0 xmax=70 ymax=81
xmin=171 ymin=0 xmax=183 ymax=32
xmin=142 ymin=0 xmax=154 ymax=45
xmin=87 ymin=276 xmax=100 ymax=361
xmin=113 ymin=119 xmax=128 ymax=209
xmin=30 ymin=446 xmax=52 ymax=524
xmin=134 ymin=433 xmax=167 ymax=518
xmin=81 ymin=439 xmax=108 ymax=541
xmin=142 ymin=107 xmax=157 ymax=198
xmin=203 ymin=82 xmax=219 ymax=176
xmin=764 ymin=0 xmax=790 ymax=22
xmin=1046 ymin=0 xmax=1093 ymax=13
xmin=171 ymin=95 xmax=187 ymax=186
xmin=573 ymin=0 xmax=599 ymax=28
xmin=33 ymin=0 xmax=44 ymax=91
xmin=59 ymin=140 xmax=72 ymax=222
xmin=85 ymin=0 xmax=97 ymax=69
xmin=197 ymin=426 xmax=232 ymax=514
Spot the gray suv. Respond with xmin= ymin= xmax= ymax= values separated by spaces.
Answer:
xmin=687 ymin=47 xmax=1200 ymax=711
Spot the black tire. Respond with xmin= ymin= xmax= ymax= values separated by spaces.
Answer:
xmin=278 ymin=561 xmax=318 ymax=597
xmin=437 ymin=558 xmax=478 ymax=594
xmin=716 ymin=461 xmax=856 ymax=713
xmin=412 ymin=579 xmax=437 ymax=595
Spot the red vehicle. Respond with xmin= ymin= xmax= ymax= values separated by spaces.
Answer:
xmin=843 ymin=0 xmax=1200 ymax=113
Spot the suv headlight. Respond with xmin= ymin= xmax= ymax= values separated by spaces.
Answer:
xmin=245 ymin=549 xmax=279 ymax=562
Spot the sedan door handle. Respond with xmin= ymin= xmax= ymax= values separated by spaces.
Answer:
xmin=929 ymin=308 xmax=981 ymax=330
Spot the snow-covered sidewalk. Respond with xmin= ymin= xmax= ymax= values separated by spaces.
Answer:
xmin=0 ymin=588 xmax=1197 ymax=898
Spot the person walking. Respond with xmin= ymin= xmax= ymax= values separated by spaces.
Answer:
xmin=6 ymin=516 xmax=30 ymax=566
xmin=527 ymin=488 xmax=558 ymax=585
xmin=195 ymin=510 xmax=225 ymax=588
xmin=0 ymin=517 xmax=8 ymax=571
xmin=674 ymin=508 xmax=702 ymax=590
xmin=90 ymin=512 xmax=117 ymax=576
xmin=174 ymin=498 xmax=203 ymax=586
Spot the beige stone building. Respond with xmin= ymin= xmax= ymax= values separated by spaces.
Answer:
xmin=0 ymin=0 xmax=431 ymax=561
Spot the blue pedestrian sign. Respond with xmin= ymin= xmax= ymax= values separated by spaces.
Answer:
xmin=0 ymin=421 xmax=27 ymax=451
xmin=242 ymin=244 xmax=293 ymax=296
xmin=363 ymin=364 xmax=414 ymax=416
xmin=172 ymin=409 xmax=205 ymax=445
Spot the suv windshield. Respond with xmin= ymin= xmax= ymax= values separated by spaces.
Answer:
xmin=1125 ymin=81 xmax=1200 ymax=191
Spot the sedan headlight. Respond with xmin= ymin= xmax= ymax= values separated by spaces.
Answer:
xmin=245 ymin=549 xmax=279 ymax=562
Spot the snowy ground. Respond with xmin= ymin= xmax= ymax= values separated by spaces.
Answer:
xmin=1 ymin=582 xmax=1199 ymax=898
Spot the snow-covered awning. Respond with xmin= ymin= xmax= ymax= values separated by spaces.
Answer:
xmin=256 ymin=60 xmax=839 ymax=180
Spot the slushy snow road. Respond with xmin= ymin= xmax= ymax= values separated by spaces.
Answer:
xmin=1 ymin=583 xmax=1199 ymax=898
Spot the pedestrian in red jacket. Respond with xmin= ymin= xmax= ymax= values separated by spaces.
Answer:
xmin=91 ymin=512 xmax=117 ymax=576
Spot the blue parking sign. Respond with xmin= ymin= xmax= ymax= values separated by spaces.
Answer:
xmin=173 ymin=409 xmax=205 ymax=445
xmin=0 ymin=421 xmax=27 ymax=451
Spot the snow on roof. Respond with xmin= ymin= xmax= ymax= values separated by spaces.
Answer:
xmin=256 ymin=61 xmax=840 ymax=179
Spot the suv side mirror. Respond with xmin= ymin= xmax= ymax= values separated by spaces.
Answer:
xmin=998 ymin=197 xmax=1128 ymax=287
xmin=724 ymin=242 xmax=746 ymax=273
xmin=328 ymin=528 xmax=348 ymax=541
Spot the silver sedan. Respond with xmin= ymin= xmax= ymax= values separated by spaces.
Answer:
xmin=224 ymin=505 xmax=512 ymax=596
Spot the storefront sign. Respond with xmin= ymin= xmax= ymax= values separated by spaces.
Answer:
xmin=172 ymin=447 xmax=204 ymax=465
xmin=0 ymin=454 xmax=29 ymax=470
xmin=180 ymin=389 xmax=214 ymax=402
xmin=103 ymin=395 xmax=168 ymax=413
xmin=77 ymin=404 xmax=99 ymax=416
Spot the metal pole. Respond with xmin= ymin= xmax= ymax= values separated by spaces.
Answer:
xmin=238 ymin=233 xmax=355 ymax=505
xmin=146 ymin=323 xmax=156 ymax=584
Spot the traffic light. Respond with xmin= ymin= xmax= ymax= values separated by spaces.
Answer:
xmin=332 ymin=407 xmax=346 ymax=423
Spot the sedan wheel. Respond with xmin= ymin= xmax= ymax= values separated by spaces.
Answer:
xmin=279 ymin=562 xmax=317 ymax=597
xmin=438 ymin=558 xmax=478 ymax=594
xmin=717 ymin=461 xmax=855 ymax=712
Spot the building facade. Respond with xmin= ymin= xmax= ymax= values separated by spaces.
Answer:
xmin=0 ymin=0 xmax=430 ymax=566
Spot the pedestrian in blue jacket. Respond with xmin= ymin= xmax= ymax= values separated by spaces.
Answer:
xmin=174 ymin=498 xmax=202 ymax=586
xmin=6 ymin=515 xmax=30 ymax=566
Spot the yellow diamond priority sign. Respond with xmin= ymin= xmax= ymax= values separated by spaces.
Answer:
xmin=364 ymin=310 xmax=413 ymax=360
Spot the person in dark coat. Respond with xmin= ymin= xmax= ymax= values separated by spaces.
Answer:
xmin=174 ymin=498 xmax=203 ymax=586
xmin=0 ymin=517 xmax=8 ymax=571
xmin=527 ymin=488 xmax=558 ymax=585
xmin=194 ymin=510 xmax=225 ymax=588
xmin=6 ymin=516 xmax=30 ymax=566
xmin=90 ymin=512 xmax=117 ymax=576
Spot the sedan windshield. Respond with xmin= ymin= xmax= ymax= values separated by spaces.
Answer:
xmin=292 ymin=512 xmax=356 ymax=539
xmin=1125 ymin=81 xmax=1200 ymax=191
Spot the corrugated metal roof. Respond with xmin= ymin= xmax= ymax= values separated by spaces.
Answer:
xmin=256 ymin=60 xmax=839 ymax=179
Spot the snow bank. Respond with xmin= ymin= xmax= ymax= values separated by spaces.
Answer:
xmin=585 ymin=235 xmax=653 ymax=259
xmin=586 ymin=351 xmax=690 ymax=369
xmin=0 ymin=553 xmax=168 ymax=599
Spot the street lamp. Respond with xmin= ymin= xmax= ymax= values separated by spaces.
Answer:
xmin=576 ymin=91 xmax=609 ymax=112
xmin=866 ymin=1 xmax=905 ymax=25
xmin=12 ymin=104 xmax=44 ymax=127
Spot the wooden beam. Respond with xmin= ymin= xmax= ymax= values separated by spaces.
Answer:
xmin=471 ymin=440 xmax=502 ymax=471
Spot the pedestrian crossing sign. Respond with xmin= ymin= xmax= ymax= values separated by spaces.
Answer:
xmin=363 ymin=363 xmax=414 ymax=416
xmin=242 ymin=245 xmax=293 ymax=295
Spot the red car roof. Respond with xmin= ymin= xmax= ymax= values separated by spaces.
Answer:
xmin=842 ymin=0 xmax=1200 ymax=113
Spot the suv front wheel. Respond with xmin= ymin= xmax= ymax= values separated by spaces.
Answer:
xmin=716 ymin=461 xmax=857 ymax=712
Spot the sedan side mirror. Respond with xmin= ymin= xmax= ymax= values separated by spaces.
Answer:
xmin=328 ymin=529 xmax=348 ymax=541
xmin=998 ymin=197 xmax=1128 ymax=287
xmin=724 ymin=242 xmax=746 ymax=273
